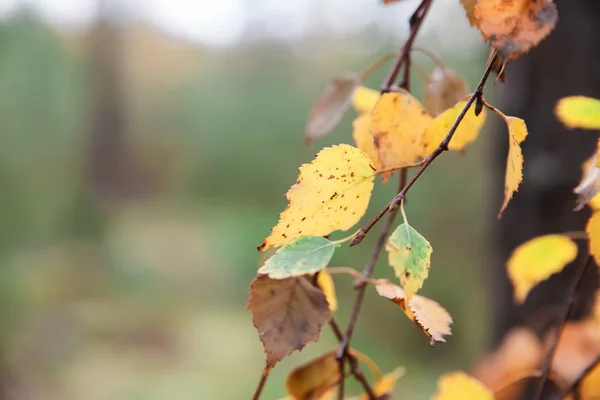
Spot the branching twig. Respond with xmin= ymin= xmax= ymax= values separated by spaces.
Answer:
xmin=556 ymin=354 xmax=600 ymax=399
xmin=350 ymin=50 xmax=499 ymax=247
xmin=533 ymin=253 xmax=592 ymax=400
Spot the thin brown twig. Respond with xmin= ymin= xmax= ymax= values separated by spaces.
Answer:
xmin=350 ymin=50 xmax=499 ymax=247
xmin=533 ymin=253 xmax=593 ymax=400
xmin=251 ymin=367 xmax=271 ymax=400
xmin=380 ymin=0 xmax=432 ymax=93
xmin=557 ymin=354 xmax=600 ymax=399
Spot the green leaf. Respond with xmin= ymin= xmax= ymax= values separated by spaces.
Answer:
xmin=258 ymin=236 xmax=335 ymax=279
xmin=555 ymin=96 xmax=600 ymax=130
xmin=386 ymin=223 xmax=432 ymax=300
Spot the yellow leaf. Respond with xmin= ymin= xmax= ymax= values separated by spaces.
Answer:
xmin=507 ymin=235 xmax=578 ymax=303
xmin=352 ymin=114 xmax=381 ymax=170
xmin=317 ymin=270 xmax=338 ymax=312
xmin=555 ymin=96 xmax=600 ymax=130
xmin=352 ymin=86 xmax=380 ymax=115
xmin=487 ymin=103 xmax=528 ymax=217
xmin=285 ymin=351 xmax=340 ymax=400
xmin=473 ymin=0 xmax=557 ymax=60
xmin=375 ymin=279 xmax=453 ymax=344
xmin=305 ymin=73 xmax=362 ymax=145
xmin=581 ymin=363 xmax=600 ymax=400
xmin=258 ymin=144 xmax=376 ymax=251
xmin=371 ymin=91 xmax=432 ymax=181
xmin=422 ymin=100 xmax=486 ymax=154
xmin=587 ymin=212 xmax=600 ymax=267
xmin=424 ymin=67 xmax=469 ymax=117
xmin=359 ymin=367 xmax=406 ymax=400
xmin=432 ymin=371 xmax=493 ymax=400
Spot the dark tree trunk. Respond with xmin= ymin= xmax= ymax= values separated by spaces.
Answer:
xmin=489 ymin=0 xmax=600 ymax=345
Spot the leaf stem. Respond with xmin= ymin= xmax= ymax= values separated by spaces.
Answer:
xmin=251 ymin=366 xmax=271 ymax=400
xmin=532 ymin=253 xmax=592 ymax=400
xmin=350 ymin=50 xmax=498 ymax=247
xmin=360 ymin=51 xmax=401 ymax=82
xmin=373 ymin=160 xmax=426 ymax=177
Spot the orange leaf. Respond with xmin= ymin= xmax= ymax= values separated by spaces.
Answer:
xmin=371 ymin=91 xmax=431 ymax=182
xmin=587 ymin=211 xmax=600 ymax=267
xmin=375 ymin=279 xmax=452 ymax=344
xmin=285 ymin=351 xmax=340 ymax=400
xmin=247 ymin=275 xmax=331 ymax=367
xmin=474 ymin=0 xmax=558 ymax=60
xmin=359 ymin=367 xmax=405 ymax=400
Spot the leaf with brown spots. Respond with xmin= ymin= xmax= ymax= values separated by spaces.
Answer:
xmin=352 ymin=114 xmax=381 ymax=172
xmin=247 ymin=275 xmax=331 ymax=368
xmin=285 ymin=351 xmax=340 ymax=399
xmin=258 ymin=144 xmax=376 ymax=251
xmin=375 ymin=279 xmax=452 ymax=345
xmin=305 ymin=73 xmax=362 ymax=145
xmin=371 ymin=91 xmax=432 ymax=182
xmin=473 ymin=0 xmax=558 ymax=60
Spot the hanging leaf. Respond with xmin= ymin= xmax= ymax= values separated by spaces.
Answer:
xmin=317 ymin=269 xmax=338 ymax=312
xmin=285 ymin=351 xmax=341 ymax=400
xmin=587 ymin=211 xmax=600 ymax=267
xmin=422 ymin=100 xmax=486 ymax=154
xmin=507 ymin=235 xmax=578 ymax=303
xmin=258 ymin=144 xmax=376 ymax=251
xmin=555 ymin=96 xmax=600 ymax=130
xmin=371 ymin=91 xmax=432 ymax=182
xmin=459 ymin=0 xmax=478 ymax=27
xmin=247 ymin=275 xmax=331 ymax=367
xmin=258 ymin=236 xmax=335 ymax=279
xmin=486 ymin=104 xmax=528 ymax=217
xmin=386 ymin=222 xmax=433 ymax=300
xmin=574 ymin=152 xmax=600 ymax=211
xmin=352 ymin=114 xmax=381 ymax=170
xmin=359 ymin=367 xmax=406 ymax=400
xmin=352 ymin=86 xmax=380 ymax=115
xmin=375 ymin=279 xmax=452 ymax=344
xmin=473 ymin=0 xmax=558 ymax=60
xmin=424 ymin=67 xmax=469 ymax=117
xmin=432 ymin=371 xmax=494 ymax=400
xmin=304 ymin=73 xmax=362 ymax=145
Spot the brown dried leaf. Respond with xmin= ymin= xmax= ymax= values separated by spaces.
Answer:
xmin=375 ymin=279 xmax=452 ymax=344
xmin=305 ymin=73 xmax=361 ymax=145
xmin=424 ymin=67 xmax=469 ymax=117
xmin=474 ymin=0 xmax=558 ymax=60
xmin=285 ymin=351 xmax=340 ymax=400
xmin=574 ymin=152 xmax=600 ymax=211
xmin=247 ymin=275 xmax=332 ymax=367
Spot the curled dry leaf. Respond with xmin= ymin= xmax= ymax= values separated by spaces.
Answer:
xmin=304 ymin=73 xmax=361 ymax=145
xmin=386 ymin=222 xmax=433 ymax=301
xmin=352 ymin=86 xmax=380 ymax=115
xmin=352 ymin=114 xmax=381 ymax=170
xmin=317 ymin=269 xmax=338 ymax=312
xmin=375 ymin=279 xmax=452 ymax=344
xmin=473 ymin=0 xmax=558 ymax=60
xmin=285 ymin=350 xmax=340 ymax=400
xmin=258 ymin=236 xmax=336 ymax=279
xmin=247 ymin=275 xmax=331 ymax=367
xmin=424 ymin=66 xmax=469 ymax=117
xmin=258 ymin=144 xmax=376 ymax=251
xmin=359 ymin=367 xmax=406 ymax=400
xmin=555 ymin=96 xmax=600 ymax=130
xmin=472 ymin=327 xmax=542 ymax=399
xmin=587 ymin=211 xmax=600 ymax=267
xmin=371 ymin=91 xmax=432 ymax=182
xmin=432 ymin=371 xmax=494 ymax=400
xmin=574 ymin=152 xmax=600 ymax=211
xmin=422 ymin=100 xmax=486 ymax=155
xmin=507 ymin=234 xmax=578 ymax=303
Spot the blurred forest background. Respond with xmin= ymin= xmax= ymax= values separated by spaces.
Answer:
xmin=0 ymin=0 xmax=502 ymax=398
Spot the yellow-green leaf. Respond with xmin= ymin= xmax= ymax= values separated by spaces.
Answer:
xmin=258 ymin=144 xmax=376 ymax=251
xmin=432 ymin=371 xmax=493 ymax=400
xmin=507 ymin=235 xmax=578 ymax=303
xmin=422 ymin=100 xmax=486 ymax=154
xmin=587 ymin=212 xmax=600 ymax=267
xmin=375 ymin=279 xmax=452 ymax=344
xmin=352 ymin=86 xmax=380 ymax=115
xmin=372 ymin=92 xmax=431 ymax=181
xmin=285 ymin=351 xmax=340 ymax=400
xmin=555 ymin=96 xmax=600 ymax=130
xmin=386 ymin=222 xmax=432 ymax=300
xmin=258 ymin=236 xmax=335 ymax=279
